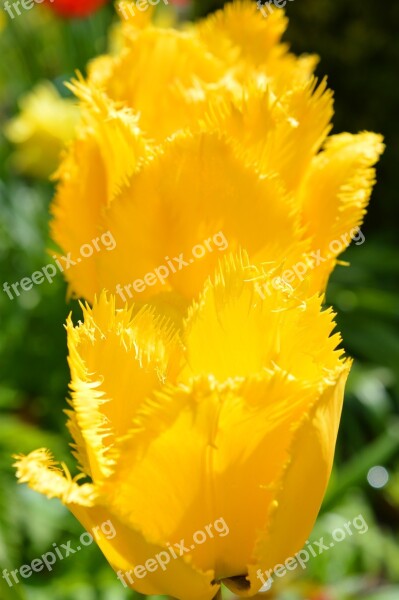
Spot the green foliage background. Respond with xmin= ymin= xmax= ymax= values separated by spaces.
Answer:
xmin=0 ymin=1 xmax=398 ymax=599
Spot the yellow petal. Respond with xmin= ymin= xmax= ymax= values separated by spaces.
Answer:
xmin=96 ymin=133 xmax=303 ymax=305
xmin=196 ymin=0 xmax=288 ymax=68
xmin=67 ymin=504 xmax=218 ymax=600
xmin=93 ymin=27 xmax=225 ymax=141
xmin=50 ymin=82 xmax=149 ymax=301
xmin=14 ymin=449 xmax=95 ymax=505
xmin=183 ymin=254 xmax=343 ymax=383
xmin=298 ymin=132 xmax=384 ymax=278
xmin=201 ymin=77 xmax=333 ymax=193
xmin=196 ymin=1 xmax=318 ymax=98
xmin=66 ymin=292 xmax=181 ymax=481
xmin=242 ymin=365 xmax=350 ymax=596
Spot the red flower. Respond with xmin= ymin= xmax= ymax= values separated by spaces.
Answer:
xmin=44 ymin=0 xmax=108 ymax=18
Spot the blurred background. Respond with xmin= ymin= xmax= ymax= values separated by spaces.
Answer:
xmin=0 ymin=0 xmax=398 ymax=599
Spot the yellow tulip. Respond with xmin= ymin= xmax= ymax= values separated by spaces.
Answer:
xmin=4 ymin=82 xmax=80 ymax=179
xmin=15 ymin=256 xmax=350 ymax=599
xmin=14 ymin=3 xmax=382 ymax=598
xmin=50 ymin=1 xmax=383 ymax=306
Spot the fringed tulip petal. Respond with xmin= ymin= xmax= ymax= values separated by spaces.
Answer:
xmin=65 ymin=292 xmax=181 ymax=480
xmin=96 ymin=133 xmax=303 ymax=304
xmin=299 ymin=132 xmax=384 ymax=291
xmin=14 ymin=449 xmax=96 ymax=506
